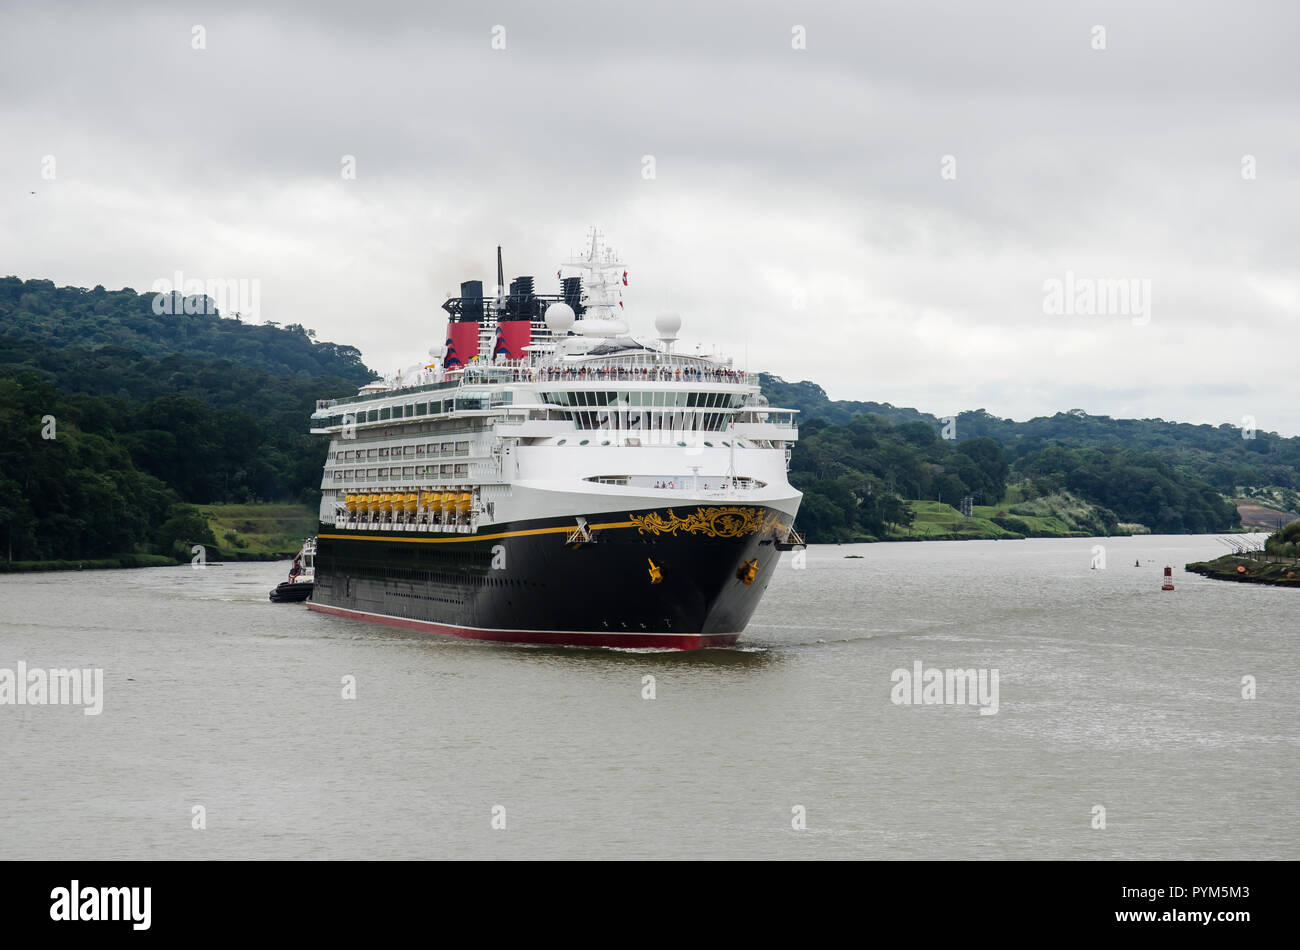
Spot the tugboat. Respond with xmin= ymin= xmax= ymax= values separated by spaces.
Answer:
xmin=269 ymin=538 xmax=316 ymax=603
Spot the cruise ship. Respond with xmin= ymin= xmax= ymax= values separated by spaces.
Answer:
xmin=307 ymin=231 xmax=804 ymax=648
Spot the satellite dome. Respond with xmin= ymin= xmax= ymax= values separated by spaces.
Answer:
xmin=545 ymin=302 xmax=575 ymax=333
xmin=655 ymin=312 xmax=681 ymax=338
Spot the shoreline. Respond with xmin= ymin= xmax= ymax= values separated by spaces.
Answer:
xmin=1185 ymin=555 xmax=1300 ymax=587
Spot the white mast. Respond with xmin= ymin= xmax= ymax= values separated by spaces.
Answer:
xmin=562 ymin=227 xmax=628 ymax=338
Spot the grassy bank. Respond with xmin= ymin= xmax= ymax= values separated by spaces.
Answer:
xmin=883 ymin=490 xmax=1110 ymax=541
xmin=199 ymin=503 xmax=318 ymax=560
xmin=0 ymin=554 xmax=179 ymax=573
xmin=1185 ymin=554 xmax=1300 ymax=587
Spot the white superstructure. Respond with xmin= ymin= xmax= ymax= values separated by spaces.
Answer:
xmin=309 ymin=232 xmax=802 ymax=538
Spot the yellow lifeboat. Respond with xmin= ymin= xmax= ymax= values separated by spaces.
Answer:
xmin=345 ymin=494 xmax=357 ymax=512
xmin=439 ymin=491 xmax=455 ymax=512
xmin=404 ymin=493 xmax=418 ymax=512
xmin=456 ymin=491 xmax=472 ymax=512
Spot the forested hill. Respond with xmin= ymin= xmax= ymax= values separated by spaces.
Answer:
xmin=761 ymin=373 xmax=1300 ymax=496
xmin=0 ymin=277 xmax=374 ymax=385
xmin=0 ymin=280 xmax=378 ymax=562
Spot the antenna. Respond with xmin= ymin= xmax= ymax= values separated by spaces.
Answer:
xmin=496 ymin=246 xmax=504 ymax=297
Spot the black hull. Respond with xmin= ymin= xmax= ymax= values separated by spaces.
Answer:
xmin=309 ymin=505 xmax=793 ymax=648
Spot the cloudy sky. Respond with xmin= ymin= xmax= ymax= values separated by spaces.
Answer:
xmin=3 ymin=1 xmax=1297 ymax=433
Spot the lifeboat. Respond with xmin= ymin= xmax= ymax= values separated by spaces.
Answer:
xmin=404 ymin=493 xmax=418 ymax=512
xmin=456 ymin=490 xmax=473 ymax=512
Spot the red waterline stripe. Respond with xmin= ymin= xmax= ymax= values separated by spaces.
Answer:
xmin=306 ymin=602 xmax=739 ymax=650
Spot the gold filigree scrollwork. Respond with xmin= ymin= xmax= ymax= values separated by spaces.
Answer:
xmin=628 ymin=506 xmax=787 ymax=539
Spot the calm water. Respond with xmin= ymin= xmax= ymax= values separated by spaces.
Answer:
xmin=1 ymin=535 xmax=1295 ymax=860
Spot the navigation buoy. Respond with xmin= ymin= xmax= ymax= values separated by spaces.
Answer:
xmin=1134 ymin=559 xmax=1140 ymax=567
xmin=1162 ymin=566 xmax=1175 ymax=591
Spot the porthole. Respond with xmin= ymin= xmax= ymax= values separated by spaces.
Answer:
xmin=557 ymin=439 xmax=567 ymax=445
xmin=704 ymin=441 xmax=713 ymax=447
xmin=601 ymin=440 xmax=610 ymax=446
xmin=580 ymin=439 xmax=590 ymax=446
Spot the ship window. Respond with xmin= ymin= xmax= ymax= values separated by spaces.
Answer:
xmin=601 ymin=440 xmax=610 ymax=446
xmin=367 ymin=448 xmax=378 ymax=458
xmin=557 ymin=439 xmax=566 ymax=445
xmin=403 ymin=466 xmax=414 ymax=476
xmin=415 ymin=402 xmax=427 ymax=416
xmin=653 ymin=392 xmax=665 ymax=407
xmin=379 ymin=407 xmax=391 ymax=420
xmin=404 ymin=446 xmax=414 ymax=456
xmin=455 ymin=442 xmax=469 ymax=456
xmin=704 ymin=441 xmax=713 ymax=447
xmin=378 ymin=468 xmax=388 ymax=477
xmin=440 ymin=464 xmax=453 ymax=475
xmin=334 ymin=451 xmax=342 ymax=461
xmin=677 ymin=441 xmax=686 ymax=447
xmin=441 ymin=442 xmax=453 ymax=455
xmin=429 ymin=401 xmax=441 ymax=414
xmin=334 ymin=471 xmax=342 ymax=480
xmin=579 ymin=439 xmax=589 ymax=446
xmin=416 ymin=445 xmax=424 ymax=455
xmin=378 ymin=447 xmax=389 ymax=457
xmin=454 ymin=464 xmax=468 ymax=476
xmin=405 ymin=404 xmax=414 ymax=417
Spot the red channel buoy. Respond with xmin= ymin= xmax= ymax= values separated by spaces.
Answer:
xmin=1161 ymin=566 xmax=1175 ymax=591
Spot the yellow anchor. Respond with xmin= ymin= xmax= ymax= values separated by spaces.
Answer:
xmin=736 ymin=558 xmax=758 ymax=585
xmin=647 ymin=559 xmax=663 ymax=584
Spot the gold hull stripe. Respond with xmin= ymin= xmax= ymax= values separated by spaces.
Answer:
xmin=317 ymin=520 xmax=637 ymax=544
